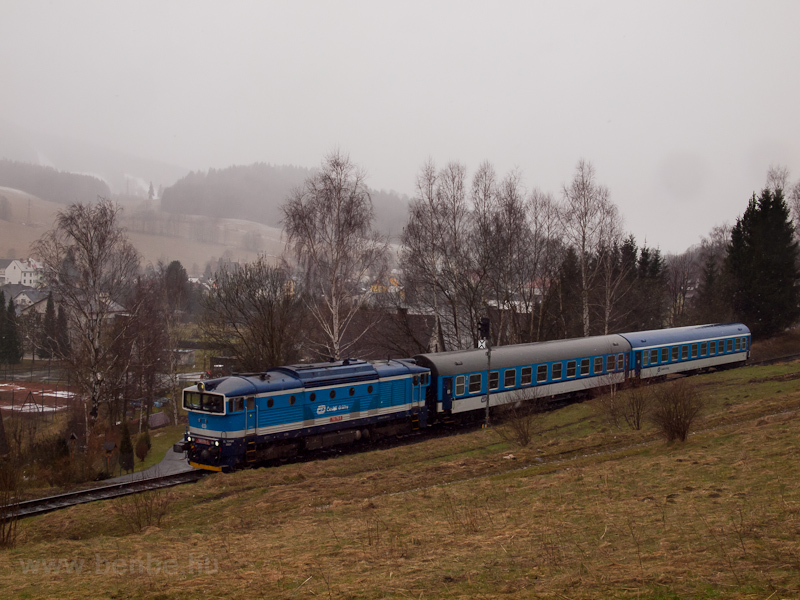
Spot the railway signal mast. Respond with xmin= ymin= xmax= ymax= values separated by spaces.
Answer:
xmin=479 ymin=317 xmax=491 ymax=427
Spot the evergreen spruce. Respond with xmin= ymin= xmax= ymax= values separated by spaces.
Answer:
xmin=5 ymin=298 xmax=23 ymax=364
xmin=118 ymin=421 xmax=134 ymax=473
xmin=40 ymin=293 xmax=56 ymax=359
xmin=55 ymin=305 xmax=70 ymax=358
xmin=0 ymin=290 xmax=6 ymax=364
xmin=726 ymin=188 xmax=800 ymax=337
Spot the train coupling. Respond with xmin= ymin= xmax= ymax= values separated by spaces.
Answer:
xmin=173 ymin=441 xmax=190 ymax=453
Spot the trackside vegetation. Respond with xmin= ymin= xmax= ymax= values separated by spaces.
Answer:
xmin=1 ymin=361 xmax=799 ymax=599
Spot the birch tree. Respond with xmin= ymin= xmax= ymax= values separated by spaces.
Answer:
xmin=282 ymin=151 xmax=387 ymax=359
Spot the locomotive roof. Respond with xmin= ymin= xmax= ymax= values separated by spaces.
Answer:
xmin=414 ymin=334 xmax=631 ymax=377
xmin=618 ymin=323 xmax=750 ymax=350
xmin=191 ymin=358 xmax=426 ymax=397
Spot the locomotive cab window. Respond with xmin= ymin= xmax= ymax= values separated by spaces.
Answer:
xmin=184 ymin=392 xmax=224 ymax=414
xmin=504 ymin=369 xmax=516 ymax=388
xmin=537 ymin=364 xmax=548 ymax=383
xmin=521 ymin=366 xmax=532 ymax=385
xmin=552 ymin=362 xmax=563 ymax=380
xmin=566 ymin=361 xmax=576 ymax=378
xmin=455 ymin=375 xmax=465 ymax=396
xmin=489 ymin=371 xmax=499 ymax=391
xmin=468 ymin=374 xmax=482 ymax=394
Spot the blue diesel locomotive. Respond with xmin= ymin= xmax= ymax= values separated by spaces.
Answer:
xmin=176 ymin=323 xmax=750 ymax=471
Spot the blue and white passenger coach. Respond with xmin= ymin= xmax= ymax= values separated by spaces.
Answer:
xmin=178 ymin=358 xmax=430 ymax=471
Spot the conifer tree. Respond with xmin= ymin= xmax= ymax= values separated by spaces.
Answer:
xmin=118 ymin=421 xmax=134 ymax=474
xmin=55 ymin=306 xmax=70 ymax=358
xmin=726 ymin=188 xmax=800 ymax=337
xmin=5 ymin=298 xmax=23 ymax=364
xmin=0 ymin=290 xmax=6 ymax=364
xmin=40 ymin=293 xmax=57 ymax=359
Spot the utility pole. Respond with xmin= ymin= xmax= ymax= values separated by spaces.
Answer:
xmin=479 ymin=316 xmax=491 ymax=427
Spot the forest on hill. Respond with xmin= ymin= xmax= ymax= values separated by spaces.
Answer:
xmin=160 ymin=162 xmax=410 ymax=238
xmin=0 ymin=160 xmax=110 ymax=206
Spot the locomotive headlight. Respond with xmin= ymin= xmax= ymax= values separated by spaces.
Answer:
xmin=187 ymin=436 xmax=192 ymax=442
xmin=215 ymin=440 xmax=220 ymax=446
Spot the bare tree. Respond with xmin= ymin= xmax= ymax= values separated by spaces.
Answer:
xmin=766 ymin=164 xmax=790 ymax=194
xmin=202 ymin=257 xmax=307 ymax=370
xmin=560 ymin=160 xmax=618 ymax=336
xmin=665 ymin=249 xmax=699 ymax=326
xmin=31 ymin=199 xmax=141 ymax=420
xmin=527 ymin=189 xmax=563 ymax=341
xmin=282 ymin=151 xmax=387 ymax=360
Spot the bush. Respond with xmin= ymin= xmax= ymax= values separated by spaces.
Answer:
xmin=495 ymin=390 xmax=546 ymax=447
xmin=135 ymin=431 xmax=151 ymax=463
xmin=0 ymin=460 xmax=21 ymax=548
xmin=649 ymin=379 xmax=704 ymax=442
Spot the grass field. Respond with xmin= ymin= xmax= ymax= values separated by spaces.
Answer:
xmin=2 ymin=361 xmax=800 ymax=599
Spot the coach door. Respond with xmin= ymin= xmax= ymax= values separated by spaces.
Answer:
xmin=245 ymin=396 xmax=256 ymax=434
xmin=441 ymin=377 xmax=453 ymax=411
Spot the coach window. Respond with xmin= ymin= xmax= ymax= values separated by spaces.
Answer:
xmin=504 ymin=369 xmax=516 ymax=388
xmin=489 ymin=371 xmax=499 ymax=391
xmin=455 ymin=375 xmax=465 ymax=396
xmin=246 ymin=396 xmax=255 ymax=410
xmin=594 ymin=356 xmax=604 ymax=373
xmin=642 ymin=352 xmax=649 ymax=367
xmin=580 ymin=358 xmax=590 ymax=376
xmin=671 ymin=346 xmax=679 ymax=362
xmin=608 ymin=355 xmax=617 ymax=371
xmin=709 ymin=341 xmax=716 ymax=354
xmin=650 ymin=349 xmax=659 ymax=364
xmin=661 ymin=348 xmax=669 ymax=363
xmin=743 ymin=337 xmax=749 ymax=350
xmin=727 ymin=339 xmax=733 ymax=352
xmin=691 ymin=344 xmax=698 ymax=358
xmin=468 ymin=374 xmax=482 ymax=394
xmin=552 ymin=362 xmax=563 ymax=380
xmin=521 ymin=366 xmax=533 ymax=385
xmin=700 ymin=342 xmax=707 ymax=357
xmin=681 ymin=346 xmax=689 ymax=360
xmin=566 ymin=361 xmax=576 ymax=378
xmin=537 ymin=364 xmax=548 ymax=383
xmin=735 ymin=338 xmax=741 ymax=351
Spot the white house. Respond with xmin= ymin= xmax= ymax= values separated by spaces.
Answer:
xmin=3 ymin=259 xmax=43 ymax=287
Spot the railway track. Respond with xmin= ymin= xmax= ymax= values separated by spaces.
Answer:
xmin=8 ymin=469 xmax=207 ymax=520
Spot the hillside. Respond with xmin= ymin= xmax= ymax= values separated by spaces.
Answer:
xmin=0 ymin=187 xmax=285 ymax=275
xmin=2 ymin=362 xmax=799 ymax=598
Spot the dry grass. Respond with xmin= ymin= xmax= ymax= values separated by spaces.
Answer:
xmin=2 ymin=362 xmax=800 ymax=599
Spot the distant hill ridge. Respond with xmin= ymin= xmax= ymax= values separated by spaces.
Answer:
xmin=0 ymin=159 xmax=110 ymax=205
xmin=161 ymin=162 xmax=410 ymax=238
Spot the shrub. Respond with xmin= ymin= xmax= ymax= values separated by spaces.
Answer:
xmin=135 ymin=431 xmax=151 ymax=463
xmin=495 ymin=389 xmax=546 ymax=447
xmin=649 ymin=379 xmax=704 ymax=442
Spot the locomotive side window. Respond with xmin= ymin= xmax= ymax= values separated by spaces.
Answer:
xmin=552 ymin=362 xmax=563 ymax=380
xmin=566 ymin=361 xmax=576 ymax=378
xmin=594 ymin=356 xmax=604 ymax=373
xmin=330 ymin=390 xmax=336 ymax=399
xmin=521 ymin=366 xmax=532 ymax=385
xmin=310 ymin=393 xmax=316 ymax=402
xmin=504 ymin=369 xmax=516 ymax=388
xmin=267 ymin=398 xmax=274 ymax=408
xmin=608 ymin=355 xmax=616 ymax=371
xmin=681 ymin=346 xmax=689 ymax=360
xmin=420 ymin=373 xmax=430 ymax=385
xmin=671 ymin=346 xmax=679 ymax=361
xmin=227 ymin=397 xmax=244 ymax=413
xmin=537 ymin=364 xmax=548 ymax=383
xmin=455 ymin=376 xmax=465 ymax=396
xmin=650 ymin=349 xmax=659 ymax=364
xmin=661 ymin=348 xmax=669 ymax=363
xmin=246 ymin=396 xmax=255 ymax=410
xmin=289 ymin=395 xmax=296 ymax=405
xmin=489 ymin=371 xmax=499 ymax=391
xmin=468 ymin=374 xmax=482 ymax=394
xmin=700 ymin=342 xmax=707 ymax=356
xmin=349 ymin=387 xmax=355 ymax=396
xmin=580 ymin=358 xmax=590 ymax=376
xmin=368 ymin=385 xmax=374 ymax=394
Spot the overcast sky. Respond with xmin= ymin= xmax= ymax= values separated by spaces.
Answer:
xmin=2 ymin=0 xmax=799 ymax=254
